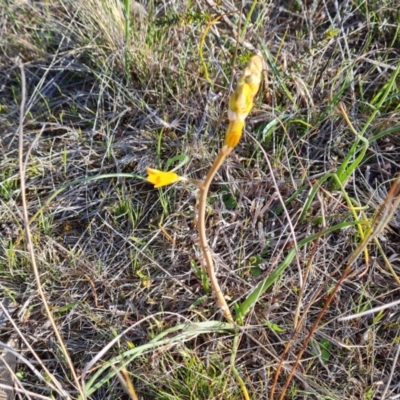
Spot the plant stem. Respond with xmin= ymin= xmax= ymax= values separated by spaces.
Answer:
xmin=197 ymin=145 xmax=234 ymax=323
xmin=197 ymin=145 xmax=251 ymax=400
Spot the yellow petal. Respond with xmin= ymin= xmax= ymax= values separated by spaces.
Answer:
xmin=229 ymin=83 xmax=254 ymax=119
xmin=243 ymin=55 xmax=263 ymax=96
xmin=146 ymin=168 xmax=181 ymax=188
xmin=224 ymin=55 xmax=263 ymax=148
xmin=224 ymin=120 xmax=244 ymax=148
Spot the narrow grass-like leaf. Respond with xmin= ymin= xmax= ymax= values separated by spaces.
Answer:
xmin=332 ymin=61 xmax=400 ymax=189
xmin=368 ymin=125 xmax=400 ymax=143
xmin=335 ymin=134 xmax=369 ymax=190
xmin=263 ymin=320 xmax=285 ymax=333
xmin=82 ymin=321 xmax=234 ymax=398
xmin=236 ymin=221 xmax=361 ymax=319
xmin=164 ymin=153 xmax=190 ymax=172
xmin=259 ymin=114 xmax=291 ymax=140
xmin=258 ymin=41 xmax=297 ymax=108
xmin=14 ymin=173 xmax=143 ymax=247
xmin=199 ymin=15 xmax=220 ymax=84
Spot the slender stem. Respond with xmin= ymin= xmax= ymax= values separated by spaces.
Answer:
xmin=197 ymin=145 xmax=234 ymax=323
xmin=197 ymin=145 xmax=251 ymax=399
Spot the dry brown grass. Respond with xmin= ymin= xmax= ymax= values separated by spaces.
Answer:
xmin=1 ymin=0 xmax=400 ymax=399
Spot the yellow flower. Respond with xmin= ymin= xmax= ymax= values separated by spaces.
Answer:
xmin=228 ymin=82 xmax=254 ymax=121
xmin=224 ymin=120 xmax=244 ymax=148
xmin=243 ymin=55 xmax=263 ymax=96
xmin=146 ymin=168 xmax=182 ymax=188
xmin=224 ymin=55 xmax=263 ymax=148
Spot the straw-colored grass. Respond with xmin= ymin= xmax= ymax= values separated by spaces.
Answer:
xmin=1 ymin=0 xmax=400 ymax=398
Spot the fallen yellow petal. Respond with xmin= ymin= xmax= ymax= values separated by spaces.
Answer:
xmin=224 ymin=120 xmax=244 ymax=148
xmin=146 ymin=168 xmax=182 ymax=188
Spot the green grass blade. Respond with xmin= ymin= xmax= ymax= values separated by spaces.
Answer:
xmin=236 ymin=221 xmax=361 ymax=319
xmin=82 ymin=321 xmax=234 ymax=398
xmin=164 ymin=153 xmax=190 ymax=171
xmin=258 ymin=41 xmax=297 ymax=109
xmin=28 ymin=173 xmax=143 ymax=228
xmin=332 ymin=61 xmax=400 ymax=189
xmin=368 ymin=125 xmax=400 ymax=143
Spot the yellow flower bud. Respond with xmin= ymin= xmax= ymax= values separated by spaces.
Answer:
xmin=228 ymin=82 xmax=253 ymax=121
xmin=146 ymin=168 xmax=182 ymax=188
xmin=224 ymin=54 xmax=264 ymax=148
xmin=243 ymin=55 xmax=263 ymax=96
xmin=224 ymin=120 xmax=244 ymax=148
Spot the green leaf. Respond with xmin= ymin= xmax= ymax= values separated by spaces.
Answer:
xmin=249 ymin=255 xmax=263 ymax=266
xmin=222 ymin=191 xmax=237 ymax=210
xmin=262 ymin=320 xmax=285 ymax=333
xmin=319 ymin=338 xmax=333 ymax=362
xmin=55 ymin=302 xmax=78 ymax=316
xmin=164 ymin=153 xmax=190 ymax=172
xmin=190 ymin=296 xmax=207 ymax=308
